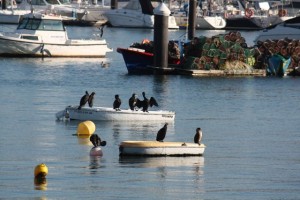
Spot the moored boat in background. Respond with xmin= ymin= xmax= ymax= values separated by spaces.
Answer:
xmin=224 ymin=0 xmax=296 ymax=30
xmin=0 ymin=12 xmax=112 ymax=57
xmin=103 ymin=0 xmax=178 ymax=29
xmin=171 ymin=1 xmax=226 ymax=30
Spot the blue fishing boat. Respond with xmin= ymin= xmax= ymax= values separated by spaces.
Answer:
xmin=266 ymin=54 xmax=291 ymax=77
xmin=117 ymin=40 xmax=181 ymax=74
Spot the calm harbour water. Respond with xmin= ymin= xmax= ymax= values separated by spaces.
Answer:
xmin=0 ymin=26 xmax=300 ymax=199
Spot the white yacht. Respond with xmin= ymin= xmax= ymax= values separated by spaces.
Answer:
xmin=103 ymin=0 xmax=179 ymax=29
xmin=0 ymin=12 xmax=112 ymax=57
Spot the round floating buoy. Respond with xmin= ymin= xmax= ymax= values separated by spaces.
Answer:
xmin=278 ymin=9 xmax=287 ymax=17
xmin=34 ymin=163 xmax=48 ymax=177
xmin=245 ymin=8 xmax=254 ymax=18
xmin=90 ymin=146 xmax=103 ymax=156
xmin=77 ymin=120 xmax=95 ymax=136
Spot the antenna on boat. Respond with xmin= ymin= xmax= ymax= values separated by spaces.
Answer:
xmin=30 ymin=0 xmax=34 ymax=14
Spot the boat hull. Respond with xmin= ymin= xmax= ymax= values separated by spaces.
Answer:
xmin=0 ymin=11 xmax=25 ymax=24
xmin=56 ymin=106 xmax=175 ymax=121
xmin=176 ymin=15 xmax=226 ymax=30
xmin=0 ymin=36 xmax=112 ymax=57
xmin=119 ymin=141 xmax=206 ymax=156
xmin=117 ymin=47 xmax=180 ymax=74
xmin=104 ymin=9 xmax=178 ymax=29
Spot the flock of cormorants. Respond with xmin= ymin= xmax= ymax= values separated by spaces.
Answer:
xmin=90 ymin=124 xmax=202 ymax=149
xmin=79 ymin=91 xmax=203 ymax=148
xmin=78 ymin=91 xmax=159 ymax=112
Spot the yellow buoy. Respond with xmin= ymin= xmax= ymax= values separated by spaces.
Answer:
xmin=77 ymin=120 xmax=96 ymax=136
xmin=34 ymin=163 xmax=48 ymax=177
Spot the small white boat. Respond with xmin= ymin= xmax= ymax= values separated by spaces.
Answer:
xmin=56 ymin=106 xmax=175 ymax=121
xmin=103 ymin=0 xmax=178 ymax=29
xmin=119 ymin=141 xmax=206 ymax=156
xmin=0 ymin=12 xmax=112 ymax=57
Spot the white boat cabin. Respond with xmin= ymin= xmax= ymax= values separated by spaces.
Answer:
xmin=15 ymin=13 xmax=68 ymax=43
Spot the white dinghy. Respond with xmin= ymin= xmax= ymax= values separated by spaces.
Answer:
xmin=119 ymin=141 xmax=206 ymax=156
xmin=56 ymin=106 xmax=175 ymax=121
xmin=0 ymin=12 xmax=112 ymax=57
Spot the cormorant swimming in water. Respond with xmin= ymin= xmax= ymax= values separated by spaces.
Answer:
xmin=78 ymin=91 xmax=89 ymax=110
xmin=113 ymin=94 xmax=122 ymax=111
xmin=90 ymin=134 xmax=106 ymax=147
xmin=194 ymin=127 xmax=203 ymax=145
xmin=156 ymin=123 xmax=168 ymax=142
xmin=88 ymin=92 xmax=95 ymax=108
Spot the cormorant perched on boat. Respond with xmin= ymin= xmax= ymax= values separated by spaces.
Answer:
xmin=194 ymin=127 xmax=203 ymax=145
xmin=156 ymin=123 xmax=168 ymax=142
xmin=136 ymin=92 xmax=158 ymax=112
xmin=128 ymin=93 xmax=137 ymax=111
xmin=88 ymin=92 xmax=95 ymax=108
xmin=78 ymin=91 xmax=89 ymax=110
xmin=90 ymin=134 xmax=106 ymax=147
xmin=113 ymin=94 xmax=121 ymax=111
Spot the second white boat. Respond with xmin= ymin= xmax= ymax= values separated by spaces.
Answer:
xmin=56 ymin=106 xmax=175 ymax=121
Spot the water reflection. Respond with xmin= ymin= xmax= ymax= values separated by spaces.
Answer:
xmin=119 ymin=156 xmax=204 ymax=168
xmin=77 ymin=135 xmax=92 ymax=146
xmin=89 ymin=156 xmax=102 ymax=172
xmin=34 ymin=177 xmax=47 ymax=191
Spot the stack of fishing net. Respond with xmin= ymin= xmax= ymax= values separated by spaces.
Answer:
xmin=183 ymin=31 xmax=256 ymax=71
xmin=254 ymin=38 xmax=300 ymax=70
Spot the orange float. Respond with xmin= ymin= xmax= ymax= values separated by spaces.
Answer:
xmin=245 ymin=8 xmax=254 ymax=18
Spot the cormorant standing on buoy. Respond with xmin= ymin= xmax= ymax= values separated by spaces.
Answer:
xmin=88 ymin=92 xmax=95 ymax=108
xmin=113 ymin=94 xmax=121 ymax=111
xmin=78 ymin=91 xmax=89 ymax=110
xmin=129 ymin=93 xmax=137 ymax=111
xmin=194 ymin=127 xmax=203 ymax=145
xmin=90 ymin=134 xmax=106 ymax=147
xmin=156 ymin=123 xmax=168 ymax=142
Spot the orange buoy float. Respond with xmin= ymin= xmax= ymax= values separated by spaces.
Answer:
xmin=245 ymin=8 xmax=254 ymax=18
xmin=278 ymin=9 xmax=287 ymax=17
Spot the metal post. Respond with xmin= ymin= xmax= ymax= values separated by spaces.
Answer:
xmin=153 ymin=2 xmax=170 ymax=69
xmin=2 ymin=0 xmax=7 ymax=10
xmin=188 ymin=0 xmax=197 ymax=40
xmin=111 ymin=0 xmax=118 ymax=9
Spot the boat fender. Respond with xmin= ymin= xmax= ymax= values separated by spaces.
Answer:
xmin=245 ymin=8 xmax=254 ymax=18
xmin=278 ymin=9 xmax=287 ymax=17
xmin=90 ymin=146 xmax=103 ymax=156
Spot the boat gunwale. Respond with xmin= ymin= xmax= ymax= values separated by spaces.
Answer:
xmin=66 ymin=106 xmax=175 ymax=115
